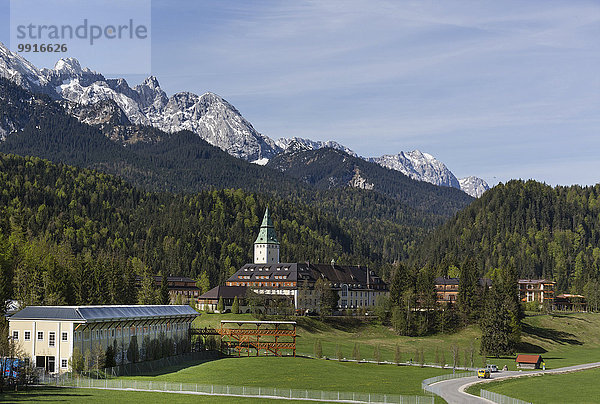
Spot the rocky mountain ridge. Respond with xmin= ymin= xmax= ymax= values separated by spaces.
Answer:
xmin=0 ymin=41 xmax=489 ymax=196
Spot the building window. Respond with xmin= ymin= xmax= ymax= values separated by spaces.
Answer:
xmin=37 ymin=331 xmax=44 ymax=341
xmin=62 ymin=332 xmax=68 ymax=342
xmin=12 ymin=330 xmax=19 ymax=340
xmin=24 ymin=331 xmax=31 ymax=341
xmin=61 ymin=359 xmax=68 ymax=369
xmin=49 ymin=332 xmax=56 ymax=347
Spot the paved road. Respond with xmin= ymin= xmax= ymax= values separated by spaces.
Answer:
xmin=430 ymin=362 xmax=600 ymax=404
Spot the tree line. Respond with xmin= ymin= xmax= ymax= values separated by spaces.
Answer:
xmin=412 ymin=180 xmax=600 ymax=295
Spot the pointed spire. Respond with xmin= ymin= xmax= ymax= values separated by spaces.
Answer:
xmin=254 ymin=208 xmax=279 ymax=245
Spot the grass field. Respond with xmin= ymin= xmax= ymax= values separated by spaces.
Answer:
xmin=465 ymin=367 xmax=600 ymax=404
xmin=194 ymin=312 xmax=600 ymax=370
xmin=0 ymin=386 xmax=276 ymax=403
xmin=193 ymin=313 xmax=487 ymax=367
xmin=121 ymin=356 xmax=447 ymax=397
xmin=480 ymin=312 xmax=600 ymax=370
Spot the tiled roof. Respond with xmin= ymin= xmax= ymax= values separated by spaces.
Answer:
xmin=227 ymin=262 xmax=387 ymax=290
xmin=516 ymin=354 xmax=542 ymax=364
xmin=10 ymin=305 xmax=198 ymax=322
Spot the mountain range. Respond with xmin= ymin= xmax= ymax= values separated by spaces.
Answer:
xmin=0 ymin=41 xmax=488 ymax=197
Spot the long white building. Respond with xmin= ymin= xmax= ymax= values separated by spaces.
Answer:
xmin=8 ymin=305 xmax=198 ymax=374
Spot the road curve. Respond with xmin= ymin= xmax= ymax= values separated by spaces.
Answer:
xmin=430 ymin=362 xmax=600 ymax=404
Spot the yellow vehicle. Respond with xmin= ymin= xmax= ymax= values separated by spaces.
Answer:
xmin=477 ymin=368 xmax=491 ymax=379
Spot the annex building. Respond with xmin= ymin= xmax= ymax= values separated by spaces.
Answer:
xmin=8 ymin=305 xmax=198 ymax=374
xmin=213 ymin=208 xmax=389 ymax=313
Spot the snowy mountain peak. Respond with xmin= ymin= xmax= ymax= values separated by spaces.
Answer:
xmin=370 ymin=151 xmax=461 ymax=189
xmin=54 ymin=58 xmax=83 ymax=75
xmin=0 ymin=40 xmax=48 ymax=92
xmin=142 ymin=75 xmax=160 ymax=89
xmin=0 ymin=44 xmax=493 ymax=194
xmin=458 ymin=176 xmax=490 ymax=198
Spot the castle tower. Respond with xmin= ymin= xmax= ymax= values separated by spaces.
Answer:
xmin=254 ymin=208 xmax=280 ymax=264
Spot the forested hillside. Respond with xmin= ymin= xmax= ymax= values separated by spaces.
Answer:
xmin=0 ymin=153 xmax=410 ymax=306
xmin=0 ymin=77 xmax=477 ymax=269
xmin=267 ymin=148 xmax=473 ymax=217
xmin=413 ymin=180 xmax=600 ymax=293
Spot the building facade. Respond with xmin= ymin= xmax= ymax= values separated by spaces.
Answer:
xmin=434 ymin=277 xmax=492 ymax=304
xmin=518 ymin=279 xmax=555 ymax=304
xmin=8 ymin=305 xmax=198 ymax=374
xmin=224 ymin=209 xmax=389 ymax=313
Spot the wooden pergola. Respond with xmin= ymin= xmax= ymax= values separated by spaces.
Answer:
xmin=218 ymin=320 xmax=296 ymax=357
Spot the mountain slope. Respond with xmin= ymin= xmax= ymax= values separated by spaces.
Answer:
xmin=0 ymin=41 xmax=491 ymax=192
xmin=1 ymin=77 xmax=472 ymax=265
xmin=458 ymin=176 xmax=489 ymax=198
xmin=412 ymin=180 xmax=600 ymax=293
xmin=0 ymin=153 xmax=368 ymax=304
xmin=0 ymin=77 xmax=300 ymax=195
xmin=267 ymin=147 xmax=474 ymax=217
xmin=369 ymin=150 xmax=460 ymax=189
xmin=277 ymin=135 xmax=489 ymax=197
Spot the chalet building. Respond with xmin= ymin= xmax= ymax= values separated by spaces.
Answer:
xmin=518 ymin=279 xmax=555 ymax=305
xmin=223 ymin=209 xmax=389 ymax=313
xmin=434 ymin=277 xmax=492 ymax=304
xmin=136 ymin=275 xmax=201 ymax=303
xmin=8 ymin=305 xmax=198 ymax=374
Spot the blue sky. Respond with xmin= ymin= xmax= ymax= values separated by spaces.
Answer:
xmin=1 ymin=0 xmax=599 ymax=186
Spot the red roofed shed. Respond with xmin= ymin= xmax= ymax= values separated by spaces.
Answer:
xmin=516 ymin=354 xmax=543 ymax=369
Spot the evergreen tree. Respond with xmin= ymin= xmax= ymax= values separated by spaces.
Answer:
xmin=127 ymin=336 xmax=139 ymax=363
xmin=105 ymin=344 xmax=116 ymax=368
xmin=231 ymin=296 xmax=240 ymax=314
xmin=479 ymin=283 xmax=519 ymax=357
xmin=217 ymin=297 xmax=224 ymax=313
xmin=159 ymin=271 xmax=170 ymax=305
xmin=136 ymin=259 xmax=157 ymax=305
xmin=457 ymin=257 xmax=480 ymax=323
xmin=197 ymin=272 xmax=211 ymax=295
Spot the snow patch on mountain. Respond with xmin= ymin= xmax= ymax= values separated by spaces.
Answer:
xmin=370 ymin=151 xmax=460 ymax=189
xmin=0 ymin=41 xmax=48 ymax=93
xmin=0 ymin=41 xmax=493 ymax=192
xmin=276 ymin=137 xmax=357 ymax=157
xmin=458 ymin=176 xmax=489 ymax=198
xmin=0 ymin=125 xmax=6 ymax=141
